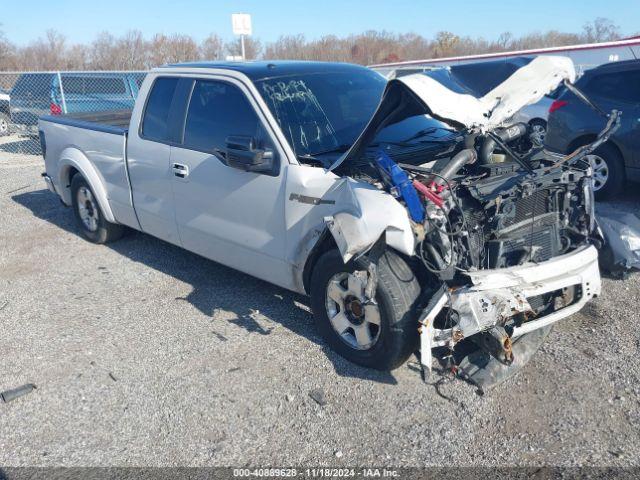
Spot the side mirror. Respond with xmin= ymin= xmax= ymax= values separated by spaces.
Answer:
xmin=225 ymin=135 xmax=275 ymax=173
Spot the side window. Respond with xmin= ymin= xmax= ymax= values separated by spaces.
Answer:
xmin=183 ymin=80 xmax=266 ymax=154
xmin=141 ymin=77 xmax=179 ymax=142
xmin=586 ymin=71 xmax=640 ymax=103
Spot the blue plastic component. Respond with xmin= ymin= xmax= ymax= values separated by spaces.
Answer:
xmin=374 ymin=149 xmax=425 ymax=223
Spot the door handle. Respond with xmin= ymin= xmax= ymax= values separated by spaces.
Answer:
xmin=172 ymin=163 xmax=189 ymax=178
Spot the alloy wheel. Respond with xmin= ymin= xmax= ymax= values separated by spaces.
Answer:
xmin=586 ymin=154 xmax=609 ymax=192
xmin=325 ymin=271 xmax=381 ymax=350
xmin=77 ymin=186 xmax=99 ymax=232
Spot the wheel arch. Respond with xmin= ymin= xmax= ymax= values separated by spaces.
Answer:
xmin=302 ymin=228 xmax=338 ymax=295
xmin=528 ymin=117 xmax=547 ymax=127
xmin=300 ymin=227 xmax=422 ymax=296
xmin=58 ymin=148 xmax=117 ymax=223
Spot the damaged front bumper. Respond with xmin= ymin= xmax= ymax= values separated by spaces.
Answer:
xmin=419 ymin=245 xmax=600 ymax=374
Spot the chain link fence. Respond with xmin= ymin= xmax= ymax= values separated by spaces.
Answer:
xmin=0 ymin=71 xmax=147 ymax=156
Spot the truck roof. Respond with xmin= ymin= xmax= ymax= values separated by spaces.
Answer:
xmin=164 ymin=60 xmax=370 ymax=81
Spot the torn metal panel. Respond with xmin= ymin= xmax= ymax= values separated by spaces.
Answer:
xmin=596 ymin=203 xmax=640 ymax=276
xmin=285 ymin=165 xmax=415 ymax=290
xmin=419 ymin=246 xmax=600 ymax=372
xmin=450 ymin=289 xmax=533 ymax=337
xmin=418 ymin=285 xmax=448 ymax=374
xmin=322 ymin=177 xmax=416 ymax=263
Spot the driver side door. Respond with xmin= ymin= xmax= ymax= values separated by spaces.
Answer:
xmin=170 ymin=77 xmax=291 ymax=288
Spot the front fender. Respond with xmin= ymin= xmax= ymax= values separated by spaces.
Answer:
xmin=286 ymin=166 xmax=416 ymax=293
xmin=57 ymin=147 xmax=117 ymax=223
xmin=322 ymin=177 xmax=415 ymax=263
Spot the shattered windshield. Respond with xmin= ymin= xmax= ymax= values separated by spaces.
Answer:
xmin=255 ymin=70 xmax=386 ymax=158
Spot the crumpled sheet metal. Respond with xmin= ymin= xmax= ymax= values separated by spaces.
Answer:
xmin=596 ymin=203 xmax=640 ymax=276
xmin=322 ymin=177 xmax=415 ymax=263
xmin=399 ymin=56 xmax=576 ymax=130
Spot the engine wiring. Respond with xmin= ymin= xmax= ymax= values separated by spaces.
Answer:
xmin=397 ymin=165 xmax=473 ymax=274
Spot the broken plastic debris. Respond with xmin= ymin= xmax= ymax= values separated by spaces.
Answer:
xmin=457 ymin=326 xmax=552 ymax=393
xmin=309 ymin=388 xmax=327 ymax=406
xmin=596 ymin=204 xmax=640 ymax=277
xmin=1 ymin=383 xmax=36 ymax=403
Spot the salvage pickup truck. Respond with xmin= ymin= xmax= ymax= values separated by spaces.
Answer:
xmin=39 ymin=58 xmax=617 ymax=389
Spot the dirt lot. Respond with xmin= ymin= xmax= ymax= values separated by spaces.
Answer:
xmin=1 ymin=139 xmax=639 ymax=467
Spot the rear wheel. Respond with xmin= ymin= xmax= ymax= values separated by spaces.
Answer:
xmin=585 ymin=143 xmax=624 ymax=199
xmin=71 ymin=174 xmax=124 ymax=244
xmin=0 ymin=112 xmax=10 ymax=137
xmin=310 ymin=249 xmax=421 ymax=370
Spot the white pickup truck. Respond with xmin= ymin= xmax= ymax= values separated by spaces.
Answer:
xmin=39 ymin=58 xmax=611 ymax=390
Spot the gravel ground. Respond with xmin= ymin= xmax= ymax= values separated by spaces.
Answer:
xmin=0 ymin=142 xmax=639 ymax=468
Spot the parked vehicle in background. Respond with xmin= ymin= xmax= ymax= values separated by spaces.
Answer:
xmin=9 ymin=72 xmax=143 ymax=136
xmin=546 ymin=60 xmax=640 ymax=199
xmin=510 ymin=95 xmax=555 ymax=144
xmin=38 ymin=58 xmax=609 ymax=391
xmin=0 ymin=88 xmax=10 ymax=136
xmin=384 ymin=58 xmax=563 ymax=146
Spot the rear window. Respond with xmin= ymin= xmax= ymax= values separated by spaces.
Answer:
xmin=62 ymin=76 xmax=128 ymax=95
xmin=141 ymin=77 xmax=179 ymax=142
xmin=584 ymin=70 xmax=640 ymax=103
xmin=13 ymin=74 xmax=53 ymax=96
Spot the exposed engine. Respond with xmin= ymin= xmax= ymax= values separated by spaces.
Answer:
xmin=414 ymin=157 xmax=595 ymax=280
xmin=370 ymin=122 xmax=597 ymax=280
xmin=365 ymin=118 xmax=610 ymax=340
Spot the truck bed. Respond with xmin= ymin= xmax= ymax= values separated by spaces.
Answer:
xmin=39 ymin=109 xmax=138 ymax=228
xmin=40 ymin=109 xmax=132 ymax=135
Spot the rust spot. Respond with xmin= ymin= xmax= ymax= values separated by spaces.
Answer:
xmin=503 ymin=336 xmax=514 ymax=363
xmin=453 ymin=330 xmax=464 ymax=342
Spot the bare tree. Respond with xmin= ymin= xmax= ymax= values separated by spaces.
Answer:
xmin=89 ymin=32 xmax=118 ymax=69
xmin=226 ymin=37 xmax=262 ymax=60
xmin=148 ymin=33 xmax=199 ymax=67
xmin=583 ymin=17 xmax=621 ymax=43
xmin=497 ymin=32 xmax=514 ymax=51
xmin=116 ymin=30 xmax=147 ymax=69
xmin=0 ymin=17 xmax=629 ymax=71
xmin=200 ymin=33 xmax=225 ymax=60
xmin=65 ymin=44 xmax=90 ymax=70
xmin=18 ymin=29 xmax=67 ymax=70
xmin=0 ymin=25 xmax=16 ymax=70
xmin=264 ymin=34 xmax=307 ymax=60
xmin=433 ymin=31 xmax=460 ymax=58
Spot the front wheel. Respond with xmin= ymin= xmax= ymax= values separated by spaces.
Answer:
xmin=71 ymin=174 xmax=124 ymax=244
xmin=310 ymin=249 xmax=421 ymax=370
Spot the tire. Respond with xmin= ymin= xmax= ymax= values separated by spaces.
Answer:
xmin=585 ymin=143 xmax=624 ymax=200
xmin=0 ymin=112 xmax=10 ymax=137
xmin=310 ymin=249 xmax=421 ymax=370
xmin=529 ymin=119 xmax=547 ymax=146
xmin=70 ymin=174 xmax=124 ymax=244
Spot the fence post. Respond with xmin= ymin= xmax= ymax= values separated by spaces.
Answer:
xmin=56 ymin=71 xmax=67 ymax=114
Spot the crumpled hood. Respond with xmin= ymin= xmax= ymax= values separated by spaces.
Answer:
xmin=329 ymin=56 xmax=576 ymax=171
